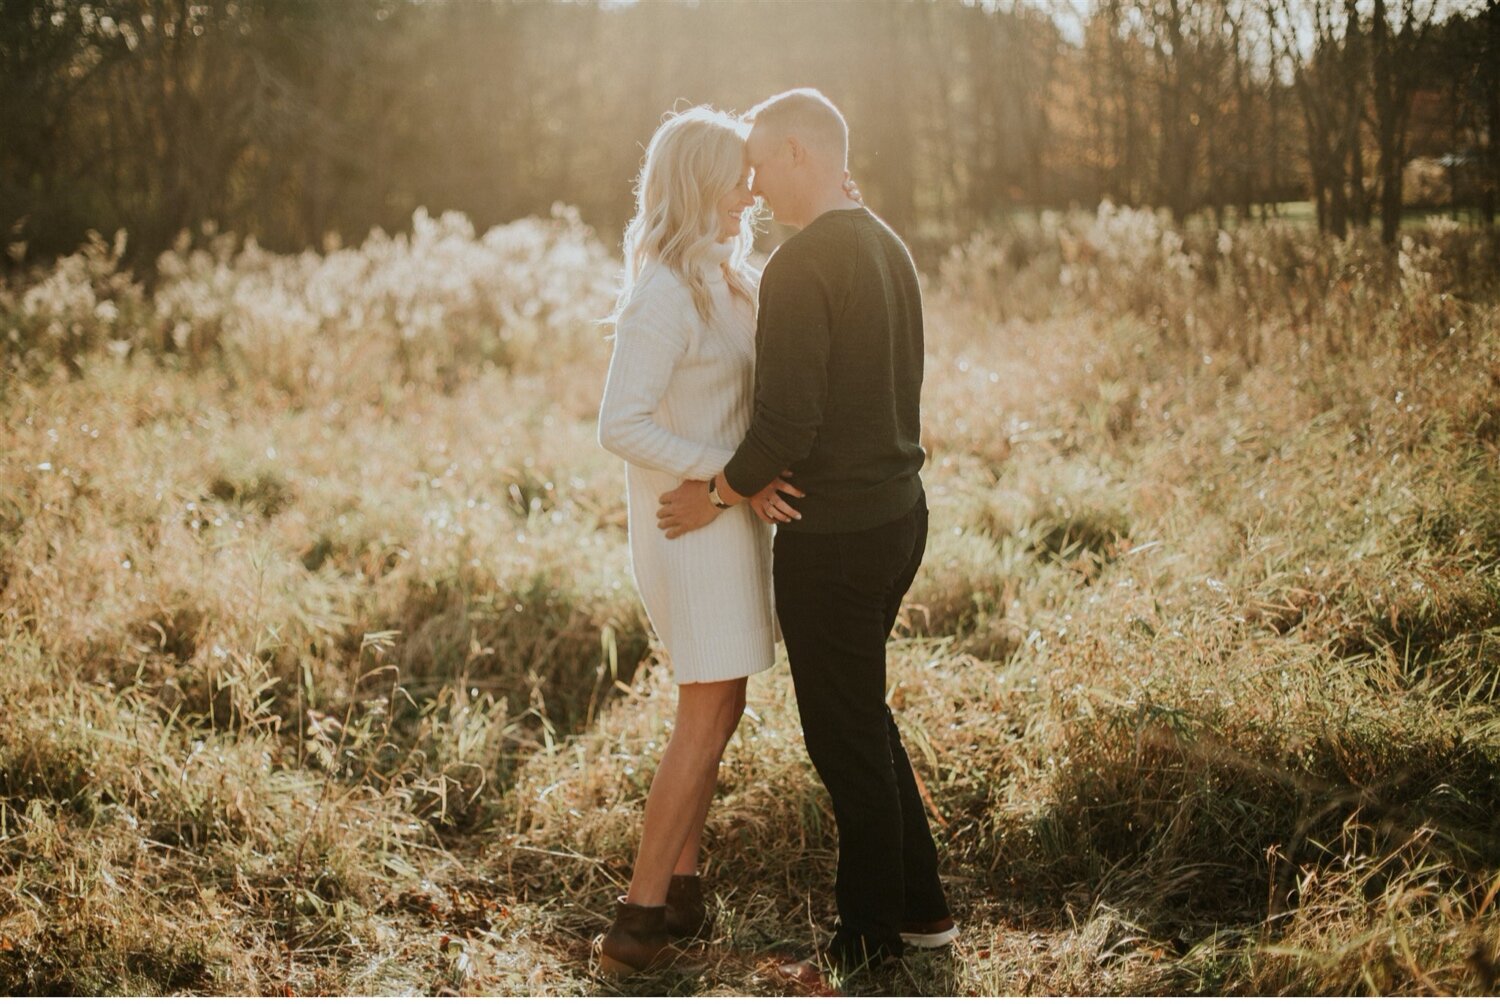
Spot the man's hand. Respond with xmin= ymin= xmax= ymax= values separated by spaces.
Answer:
xmin=657 ymin=479 xmax=719 ymax=540
xmin=749 ymin=473 xmax=806 ymax=524
xmin=842 ymin=170 xmax=864 ymax=206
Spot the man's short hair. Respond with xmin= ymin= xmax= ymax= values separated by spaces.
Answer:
xmin=746 ymin=88 xmax=848 ymax=166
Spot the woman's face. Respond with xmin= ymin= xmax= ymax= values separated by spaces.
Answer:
xmin=716 ymin=166 xmax=754 ymax=242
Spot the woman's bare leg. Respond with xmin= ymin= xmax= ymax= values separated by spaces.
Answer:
xmin=625 ymin=677 xmax=746 ymax=905
xmin=670 ymin=677 xmax=746 ymax=876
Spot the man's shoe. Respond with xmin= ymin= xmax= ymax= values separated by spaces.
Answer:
xmin=901 ymin=915 xmax=959 ymax=949
xmin=774 ymin=949 xmax=893 ymax=986
xmin=773 ymin=929 xmax=902 ymax=985
xmin=597 ymin=897 xmax=673 ymax=976
xmin=664 ymin=873 xmax=709 ymax=939
xmin=826 ymin=927 xmax=903 ymax=973
xmin=774 ymin=956 xmax=834 ymax=989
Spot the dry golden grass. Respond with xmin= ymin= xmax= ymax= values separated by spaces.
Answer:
xmin=1 ymin=206 xmax=1498 ymax=993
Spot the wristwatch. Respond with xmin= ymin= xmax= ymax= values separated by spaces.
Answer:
xmin=707 ymin=475 xmax=733 ymax=510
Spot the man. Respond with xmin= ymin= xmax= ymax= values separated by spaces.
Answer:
xmin=656 ymin=87 xmax=956 ymax=974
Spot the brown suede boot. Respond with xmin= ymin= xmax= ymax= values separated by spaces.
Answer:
xmin=598 ymin=897 xmax=672 ymax=976
xmin=664 ymin=873 xmax=709 ymax=939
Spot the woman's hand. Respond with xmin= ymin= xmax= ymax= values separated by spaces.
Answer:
xmin=657 ymin=479 xmax=719 ymax=539
xmin=749 ymin=472 xmax=805 ymax=524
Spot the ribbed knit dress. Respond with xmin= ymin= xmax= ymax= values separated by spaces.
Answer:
xmin=597 ymin=245 xmax=777 ymax=684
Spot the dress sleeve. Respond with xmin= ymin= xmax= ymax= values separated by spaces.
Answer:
xmin=597 ymin=285 xmax=737 ymax=481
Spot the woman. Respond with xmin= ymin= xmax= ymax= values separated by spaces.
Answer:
xmin=595 ymin=105 xmax=801 ymax=975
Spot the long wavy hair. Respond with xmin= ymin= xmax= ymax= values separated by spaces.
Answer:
xmin=614 ymin=106 xmax=757 ymax=324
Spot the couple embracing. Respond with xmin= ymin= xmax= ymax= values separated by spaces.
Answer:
xmin=596 ymin=88 xmax=955 ymax=978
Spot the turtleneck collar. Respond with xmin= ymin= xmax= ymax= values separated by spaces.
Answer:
xmin=706 ymin=238 xmax=736 ymax=267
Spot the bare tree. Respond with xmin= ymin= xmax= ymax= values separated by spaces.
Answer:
xmin=1369 ymin=0 xmax=1437 ymax=243
xmin=1487 ymin=1 xmax=1500 ymax=223
xmin=1269 ymin=0 xmax=1368 ymax=236
xmin=0 ymin=0 xmax=134 ymax=260
xmin=8 ymin=0 xmax=1497 ymax=267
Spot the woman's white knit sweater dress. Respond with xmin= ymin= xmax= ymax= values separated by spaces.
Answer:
xmin=597 ymin=249 xmax=776 ymax=684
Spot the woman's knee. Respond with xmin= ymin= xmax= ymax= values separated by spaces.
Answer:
xmin=719 ymin=701 xmax=745 ymax=746
xmin=677 ymin=680 xmax=746 ymax=747
xmin=717 ymin=680 xmax=746 ymax=740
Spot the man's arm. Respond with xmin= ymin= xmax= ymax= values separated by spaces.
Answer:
xmin=657 ymin=226 xmax=852 ymax=538
xmin=721 ymin=234 xmax=847 ymax=497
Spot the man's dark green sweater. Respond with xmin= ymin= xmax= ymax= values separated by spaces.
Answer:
xmin=723 ymin=207 xmax=924 ymax=534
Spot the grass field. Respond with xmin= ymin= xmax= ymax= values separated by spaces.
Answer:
xmin=2 ymin=205 xmax=1498 ymax=994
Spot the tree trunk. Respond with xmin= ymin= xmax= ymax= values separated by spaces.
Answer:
xmin=1374 ymin=0 xmax=1401 ymax=243
xmin=1370 ymin=0 xmax=1432 ymax=244
xmin=1487 ymin=0 xmax=1500 ymax=224
xmin=1343 ymin=0 xmax=1369 ymax=229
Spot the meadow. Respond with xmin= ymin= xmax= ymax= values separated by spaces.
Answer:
xmin=1 ymin=204 xmax=1498 ymax=995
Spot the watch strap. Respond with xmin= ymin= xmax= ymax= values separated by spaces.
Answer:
xmin=708 ymin=475 xmax=733 ymax=510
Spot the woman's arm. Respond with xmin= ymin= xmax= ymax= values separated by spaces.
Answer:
xmin=597 ymin=289 xmax=735 ymax=481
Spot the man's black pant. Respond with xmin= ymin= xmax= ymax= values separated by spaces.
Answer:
xmin=772 ymin=492 xmax=950 ymax=958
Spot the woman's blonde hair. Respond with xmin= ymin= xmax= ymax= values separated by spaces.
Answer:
xmin=615 ymin=105 xmax=756 ymax=324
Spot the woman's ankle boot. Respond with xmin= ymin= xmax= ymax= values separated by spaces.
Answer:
xmin=598 ymin=897 xmax=671 ymax=975
xmin=665 ymin=873 xmax=709 ymax=939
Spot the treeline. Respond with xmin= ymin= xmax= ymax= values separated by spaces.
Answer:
xmin=2 ymin=0 xmax=1496 ymax=271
